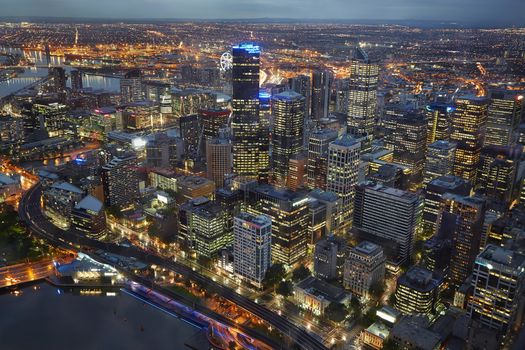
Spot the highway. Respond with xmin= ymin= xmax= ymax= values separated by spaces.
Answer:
xmin=19 ymin=183 xmax=328 ymax=350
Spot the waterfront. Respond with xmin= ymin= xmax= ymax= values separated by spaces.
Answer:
xmin=0 ymin=283 xmax=206 ymax=350
xmin=0 ymin=46 xmax=120 ymax=98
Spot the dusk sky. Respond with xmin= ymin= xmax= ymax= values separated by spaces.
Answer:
xmin=1 ymin=0 xmax=524 ymax=24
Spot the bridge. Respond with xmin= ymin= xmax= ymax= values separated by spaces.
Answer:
xmin=19 ymin=183 xmax=328 ymax=350
xmin=0 ymin=259 xmax=55 ymax=289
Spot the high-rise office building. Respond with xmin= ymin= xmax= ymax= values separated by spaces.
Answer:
xmin=485 ymin=90 xmax=523 ymax=147
xmin=477 ymin=145 xmax=521 ymax=212
xmin=425 ymin=102 xmax=454 ymax=145
xmin=390 ymin=111 xmax=427 ymax=188
xmin=423 ymin=175 xmax=471 ymax=237
xmin=233 ymin=212 xmax=272 ymax=288
xmin=245 ymin=184 xmax=310 ymax=265
xmin=206 ymin=133 xmax=232 ymax=189
xmin=440 ymin=193 xmax=486 ymax=288
xmin=311 ymin=70 xmax=332 ymax=124
xmin=313 ymin=235 xmax=347 ymax=281
xmin=49 ymin=67 xmax=67 ymax=93
xmin=424 ymin=140 xmax=457 ymax=185
xmin=145 ymin=133 xmax=183 ymax=168
xmin=70 ymin=69 xmax=83 ymax=93
xmin=394 ymin=266 xmax=443 ymax=317
xmin=200 ymin=108 xmax=230 ymax=143
xmin=179 ymin=114 xmax=201 ymax=158
xmin=193 ymin=203 xmax=232 ymax=258
xmin=347 ymin=47 xmax=379 ymax=138
xmin=231 ymin=43 xmax=268 ymax=181
xmin=451 ymin=96 xmax=489 ymax=186
xmin=353 ymin=182 xmax=423 ymax=267
xmin=343 ymin=241 xmax=386 ymax=297
xmin=326 ymin=135 xmax=361 ymax=228
xmin=287 ymin=153 xmax=307 ymax=191
xmin=468 ymin=245 xmax=525 ymax=337
xmin=307 ymin=129 xmax=338 ymax=190
xmin=101 ymin=155 xmax=139 ymax=209
xmin=71 ymin=195 xmax=107 ymax=240
xmin=120 ymin=69 xmax=143 ymax=103
xmin=289 ymin=74 xmax=311 ymax=118
xmin=271 ymin=91 xmax=305 ymax=186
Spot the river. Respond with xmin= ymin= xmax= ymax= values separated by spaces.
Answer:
xmin=0 ymin=46 xmax=120 ymax=98
xmin=0 ymin=283 xmax=207 ymax=350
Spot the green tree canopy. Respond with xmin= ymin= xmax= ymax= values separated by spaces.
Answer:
xmin=292 ymin=265 xmax=311 ymax=282
xmin=263 ymin=263 xmax=286 ymax=290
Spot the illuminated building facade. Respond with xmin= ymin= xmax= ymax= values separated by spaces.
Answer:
xmin=424 ymin=140 xmax=457 ymax=185
xmin=326 ymin=135 xmax=361 ymax=227
xmin=425 ymin=102 xmax=453 ymax=145
xmin=390 ymin=111 xmax=427 ymax=189
xmin=206 ymin=134 xmax=232 ymax=189
xmin=347 ymin=47 xmax=379 ymax=139
xmin=71 ymin=195 xmax=107 ymax=239
xmin=394 ymin=266 xmax=443 ymax=316
xmin=311 ymin=69 xmax=332 ymax=124
xmin=70 ymin=69 xmax=83 ymax=93
xmin=440 ymin=193 xmax=486 ymax=288
xmin=145 ymin=133 xmax=183 ymax=168
xmin=313 ymin=235 xmax=347 ymax=281
xmin=193 ymin=202 xmax=232 ymax=258
xmin=120 ymin=69 xmax=143 ymax=103
xmin=233 ymin=212 xmax=272 ymax=288
xmin=468 ymin=245 xmax=525 ymax=337
xmin=423 ymin=175 xmax=471 ymax=237
xmin=451 ymin=96 xmax=489 ymax=186
xmin=286 ymin=153 xmax=307 ymax=191
xmin=245 ymin=184 xmax=309 ymax=266
xmin=485 ymin=90 xmax=523 ymax=147
xmin=101 ymin=155 xmax=139 ymax=209
xmin=307 ymin=129 xmax=338 ymax=190
xmin=231 ymin=43 xmax=268 ymax=181
xmin=343 ymin=241 xmax=385 ymax=297
xmin=271 ymin=91 xmax=306 ymax=186
xmin=289 ymin=74 xmax=311 ymax=118
xmin=353 ymin=182 xmax=423 ymax=266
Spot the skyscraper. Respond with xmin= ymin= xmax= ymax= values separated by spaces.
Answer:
xmin=425 ymin=102 xmax=454 ymax=145
xmin=233 ymin=212 xmax=272 ymax=288
xmin=101 ymin=155 xmax=139 ymax=209
xmin=326 ymin=135 xmax=361 ymax=228
xmin=307 ymin=129 xmax=338 ymax=190
xmin=206 ymin=133 xmax=232 ymax=189
xmin=311 ymin=70 xmax=332 ymax=125
xmin=353 ymin=182 xmax=423 ymax=267
xmin=424 ymin=140 xmax=457 ymax=185
xmin=289 ymin=74 xmax=311 ymax=118
xmin=440 ymin=193 xmax=486 ymax=288
xmin=485 ymin=90 xmax=523 ymax=147
xmin=48 ymin=67 xmax=67 ymax=93
xmin=451 ymin=95 xmax=489 ymax=186
xmin=394 ymin=266 xmax=443 ymax=316
xmin=231 ymin=43 xmax=268 ymax=181
xmin=468 ymin=245 xmax=525 ymax=338
xmin=390 ymin=111 xmax=427 ymax=189
xmin=343 ymin=241 xmax=386 ymax=297
xmin=70 ymin=69 xmax=83 ymax=93
xmin=271 ymin=91 xmax=305 ymax=186
xmin=347 ymin=47 xmax=379 ymax=139
xmin=120 ymin=69 xmax=143 ymax=103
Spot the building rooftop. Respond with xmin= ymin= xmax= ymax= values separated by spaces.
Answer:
xmin=0 ymin=173 xmax=17 ymax=186
xmin=428 ymin=175 xmax=470 ymax=191
xmin=428 ymin=140 xmax=457 ymax=150
xmin=391 ymin=317 xmax=441 ymax=350
xmin=272 ymin=90 xmax=304 ymax=101
xmin=353 ymin=241 xmax=383 ymax=256
xmin=365 ymin=322 xmax=390 ymax=339
xmin=398 ymin=266 xmax=442 ymax=293
xmin=361 ymin=181 xmax=419 ymax=201
xmin=331 ymin=134 xmax=360 ymax=148
xmin=236 ymin=212 xmax=271 ymax=228
xmin=75 ymin=195 xmax=103 ymax=213
xmin=51 ymin=181 xmax=83 ymax=194
xmin=478 ymin=244 xmax=525 ymax=270
xmin=296 ymin=276 xmax=348 ymax=303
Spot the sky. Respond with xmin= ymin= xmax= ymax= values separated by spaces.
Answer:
xmin=1 ymin=0 xmax=524 ymax=25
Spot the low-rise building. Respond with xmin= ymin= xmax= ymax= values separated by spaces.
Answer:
xmin=343 ymin=241 xmax=385 ymax=297
xmin=293 ymin=276 xmax=350 ymax=317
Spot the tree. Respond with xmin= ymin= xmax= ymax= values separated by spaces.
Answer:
xmin=292 ymin=265 xmax=310 ymax=282
xmin=369 ymin=281 xmax=385 ymax=301
xmin=325 ymin=302 xmax=348 ymax=323
xmin=263 ymin=263 xmax=286 ymax=290
xmin=383 ymin=338 xmax=401 ymax=350
xmin=276 ymin=280 xmax=293 ymax=297
xmin=349 ymin=296 xmax=362 ymax=319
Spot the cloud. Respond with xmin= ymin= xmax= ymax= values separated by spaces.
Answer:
xmin=0 ymin=0 xmax=524 ymax=25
